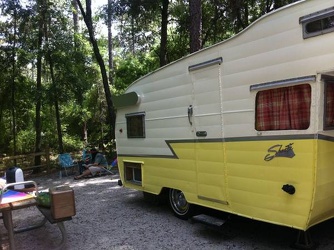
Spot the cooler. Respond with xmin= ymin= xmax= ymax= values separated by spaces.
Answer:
xmin=6 ymin=167 xmax=25 ymax=189
xmin=50 ymin=185 xmax=76 ymax=219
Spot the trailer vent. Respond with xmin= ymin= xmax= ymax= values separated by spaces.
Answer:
xmin=124 ymin=161 xmax=142 ymax=185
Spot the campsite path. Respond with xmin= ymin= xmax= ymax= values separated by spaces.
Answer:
xmin=1 ymin=172 xmax=333 ymax=250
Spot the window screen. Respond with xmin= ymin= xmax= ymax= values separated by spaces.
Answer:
xmin=300 ymin=7 xmax=334 ymax=39
xmin=324 ymin=81 xmax=334 ymax=130
xmin=256 ymin=84 xmax=311 ymax=131
xmin=126 ymin=112 xmax=145 ymax=138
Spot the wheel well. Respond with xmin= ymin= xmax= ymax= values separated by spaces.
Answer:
xmin=142 ymin=188 xmax=169 ymax=206
xmin=160 ymin=187 xmax=169 ymax=196
xmin=158 ymin=187 xmax=169 ymax=203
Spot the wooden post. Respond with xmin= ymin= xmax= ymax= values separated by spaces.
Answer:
xmin=46 ymin=146 xmax=50 ymax=174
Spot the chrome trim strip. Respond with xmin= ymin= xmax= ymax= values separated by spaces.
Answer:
xmin=250 ymin=75 xmax=316 ymax=91
xmin=117 ymin=134 xmax=323 ymax=158
xmin=299 ymin=7 xmax=334 ymax=23
xmin=198 ymin=195 xmax=229 ymax=205
xmin=188 ymin=57 xmax=223 ymax=72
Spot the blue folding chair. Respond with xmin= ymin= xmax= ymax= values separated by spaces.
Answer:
xmin=101 ymin=158 xmax=117 ymax=175
xmin=58 ymin=153 xmax=78 ymax=178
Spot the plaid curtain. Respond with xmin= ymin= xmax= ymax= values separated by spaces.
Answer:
xmin=256 ymin=84 xmax=311 ymax=131
xmin=325 ymin=83 xmax=334 ymax=127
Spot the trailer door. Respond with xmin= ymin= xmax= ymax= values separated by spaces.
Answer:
xmin=189 ymin=57 xmax=228 ymax=206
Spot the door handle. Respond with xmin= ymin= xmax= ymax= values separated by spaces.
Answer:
xmin=196 ymin=131 xmax=207 ymax=137
xmin=188 ymin=105 xmax=193 ymax=125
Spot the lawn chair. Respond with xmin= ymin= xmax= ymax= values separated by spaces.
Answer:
xmin=100 ymin=158 xmax=117 ymax=176
xmin=58 ymin=153 xmax=78 ymax=178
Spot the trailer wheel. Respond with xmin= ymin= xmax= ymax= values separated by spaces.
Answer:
xmin=169 ymin=189 xmax=194 ymax=220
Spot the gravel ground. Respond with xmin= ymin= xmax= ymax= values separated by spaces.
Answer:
xmin=1 ymin=171 xmax=334 ymax=250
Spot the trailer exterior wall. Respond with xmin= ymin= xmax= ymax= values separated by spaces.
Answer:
xmin=115 ymin=0 xmax=334 ymax=230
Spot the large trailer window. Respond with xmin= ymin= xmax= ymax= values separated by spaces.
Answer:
xmin=126 ymin=112 xmax=145 ymax=138
xmin=324 ymin=80 xmax=334 ymax=130
xmin=255 ymin=84 xmax=311 ymax=131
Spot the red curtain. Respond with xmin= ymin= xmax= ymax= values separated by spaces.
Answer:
xmin=256 ymin=84 xmax=311 ymax=131
xmin=325 ymin=83 xmax=334 ymax=128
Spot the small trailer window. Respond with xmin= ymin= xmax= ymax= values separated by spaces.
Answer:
xmin=255 ymin=84 xmax=311 ymax=131
xmin=300 ymin=7 xmax=334 ymax=39
xmin=126 ymin=112 xmax=145 ymax=138
xmin=124 ymin=161 xmax=142 ymax=185
xmin=324 ymin=81 xmax=334 ymax=130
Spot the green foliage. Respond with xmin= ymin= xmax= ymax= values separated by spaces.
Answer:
xmin=14 ymin=130 xmax=36 ymax=153
xmin=114 ymin=53 xmax=158 ymax=93
xmin=62 ymin=135 xmax=83 ymax=152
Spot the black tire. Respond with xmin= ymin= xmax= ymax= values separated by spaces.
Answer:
xmin=169 ymin=189 xmax=195 ymax=220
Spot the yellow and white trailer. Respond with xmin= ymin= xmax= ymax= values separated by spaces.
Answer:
xmin=114 ymin=0 xmax=334 ymax=240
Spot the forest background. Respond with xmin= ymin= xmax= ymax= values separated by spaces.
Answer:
xmin=0 ymin=0 xmax=298 ymax=163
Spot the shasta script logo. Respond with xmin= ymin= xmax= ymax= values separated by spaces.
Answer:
xmin=264 ymin=143 xmax=295 ymax=161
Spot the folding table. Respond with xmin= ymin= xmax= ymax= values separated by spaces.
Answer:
xmin=0 ymin=181 xmax=43 ymax=250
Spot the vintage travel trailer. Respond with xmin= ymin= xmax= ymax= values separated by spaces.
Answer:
xmin=114 ymin=0 xmax=334 ymax=242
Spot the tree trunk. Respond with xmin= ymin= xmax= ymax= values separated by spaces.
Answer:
xmin=44 ymin=0 xmax=63 ymax=153
xmin=189 ymin=0 xmax=202 ymax=53
xmin=72 ymin=0 xmax=87 ymax=143
xmin=131 ymin=16 xmax=135 ymax=54
xmin=72 ymin=0 xmax=79 ymax=33
xmin=54 ymin=98 xmax=63 ymax=153
xmin=34 ymin=0 xmax=45 ymax=167
xmin=229 ymin=0 xmax=247 ymax=32
xmin=107 ymin=0 xmax=114 ymax=140
xmin=11 ymin=7 xmax=17 ymax=161
xmin=108 ymin=0 xmax=113 ymax=86
xmin=160 ymin=0 xmax=169 ymax=66
xmin=77 ymin=0 xmax=116 ymax=139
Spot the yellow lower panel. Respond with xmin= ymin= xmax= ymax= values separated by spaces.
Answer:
xmin=308 ymin=139 xmax=334 ymax=227
xmin=225 ymin=139 xmax=315 ymax=229
xmin=117 ymin=138 xmax=334 ymax=230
